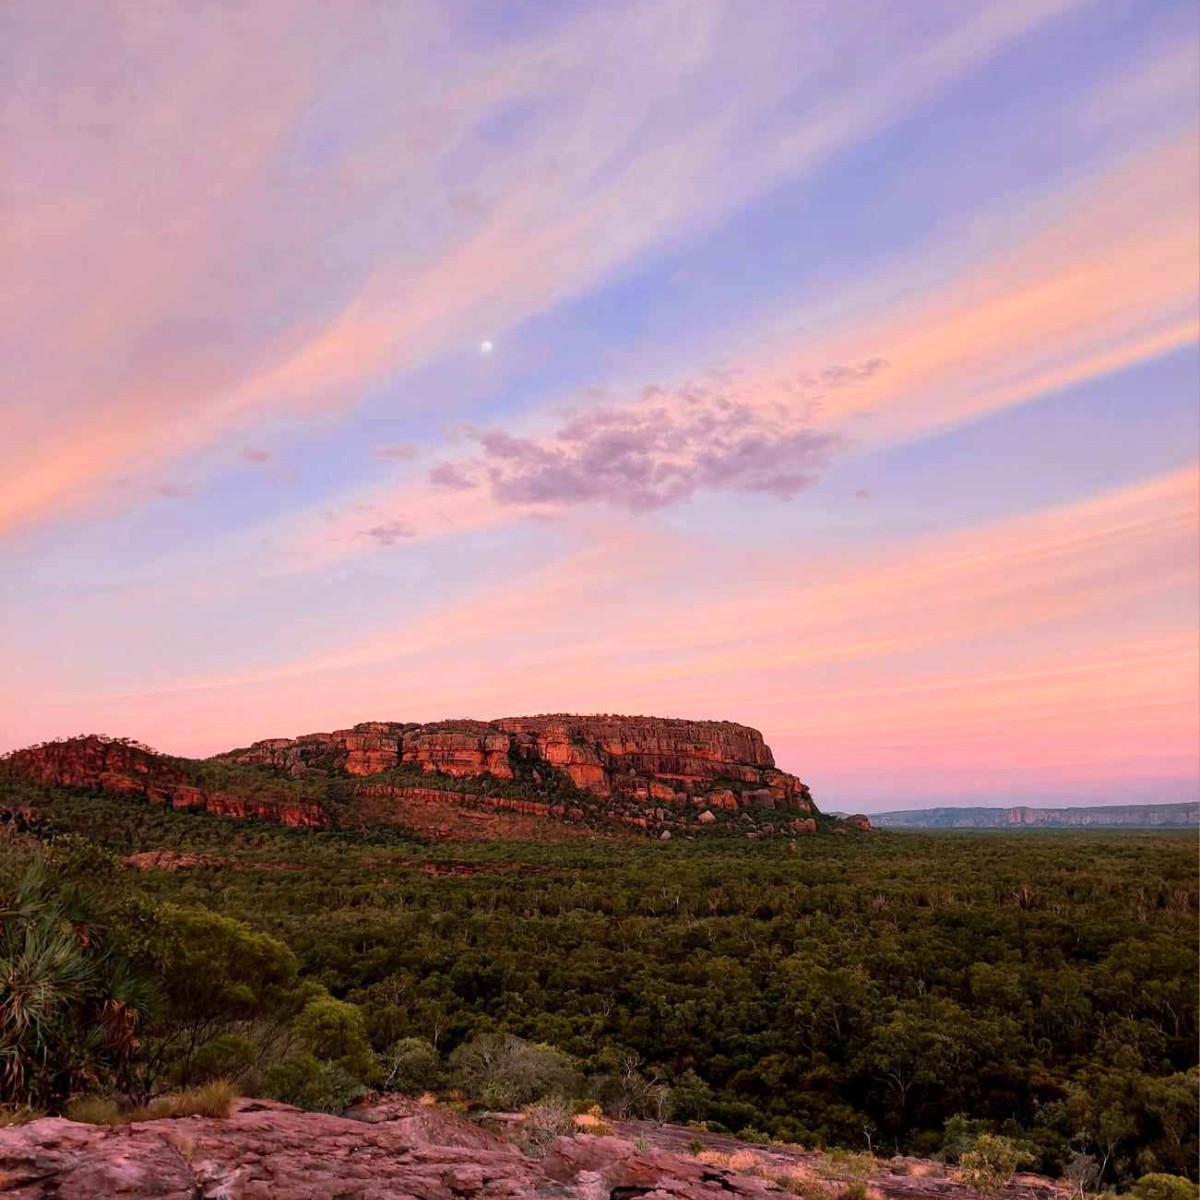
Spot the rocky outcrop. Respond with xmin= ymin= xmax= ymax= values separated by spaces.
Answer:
xmin=873 ymin=803 xmax=1199 ymax=829
xmin=0 ymin=1101 xmax=782 ymax=1199
xmin=0 ymin=1099 xmax=1064 ymax=1200
xmin=3 ymin=737 xmax=326 ymax=828
xmin=221 ymin=714 xmax=816 ymax=812
xmin=3 ymin=716 xmax=858 ymax=839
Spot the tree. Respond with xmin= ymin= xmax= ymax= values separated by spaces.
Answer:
xmin=449 ymin=1033 xmax=580 ymax=1109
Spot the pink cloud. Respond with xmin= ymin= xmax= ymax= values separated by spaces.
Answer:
xmin=0 ymin=0 xmax=1093 ymax=541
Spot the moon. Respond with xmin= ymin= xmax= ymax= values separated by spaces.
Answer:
xmin=479 ymin=340 xmax=494 ymax=355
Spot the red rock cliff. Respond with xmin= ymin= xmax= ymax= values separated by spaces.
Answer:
xmin=220 ymin=714 xmax=815 ymax=812
xmin=3 ymin=716 xmax=848 ymax=838
xmin=3 ymin=736 xmax=325 ymax=828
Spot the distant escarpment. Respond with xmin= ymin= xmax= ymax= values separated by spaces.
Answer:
xmin=873 ymin=803 xmax=1199 ymax=829
xmin=3 ymin=716 xmax=867 ymax=840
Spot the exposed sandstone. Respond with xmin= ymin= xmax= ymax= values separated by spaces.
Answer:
xmin=0 ymin=1102 xmax=1064 ymax=1200
xmin=223 ymin=714 xmax=817 ymax=813
xmin=5 ymin=737 xmax=325 ymax=828
xmin=0 ymin=1104 xmax=781 ymax=1199
xmin=3 ymin=716 xmax=868 ymax=840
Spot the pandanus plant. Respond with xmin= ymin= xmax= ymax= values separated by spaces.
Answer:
xmin=0 ymin=861 xmax=154 ymax=1107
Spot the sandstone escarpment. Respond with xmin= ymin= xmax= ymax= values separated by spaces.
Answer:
xmin=4 ymin=736 xmax=326 ymax=828
xmin=4 ymin=716 xmax=865 ymax=839
xmin=221 ymin=714 xmax=815 ymax=812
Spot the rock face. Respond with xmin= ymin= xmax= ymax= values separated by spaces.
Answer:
xmin=4 ymin=736 xmax=325 ymax=828
xmin=220 ymin=714 xmax=815 ymax=811
xmin=0 ymin=1102 xmax=784 ymax=1199
xmin=3 ymin=715 xmax=855 ymax=839
xmin=0 ymin=1100 xmax=1062 ymax=1200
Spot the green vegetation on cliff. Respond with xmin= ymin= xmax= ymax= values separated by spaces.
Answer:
xmin=0 ymin=778 xmax=1196 ymax=1188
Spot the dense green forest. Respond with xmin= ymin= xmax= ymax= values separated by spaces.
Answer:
xmin=1 ymin=779 xmax=1196 ymax=1188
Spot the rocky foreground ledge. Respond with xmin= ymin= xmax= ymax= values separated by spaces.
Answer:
xmin=0 ymin=1098 xmax=1064 ymax=1200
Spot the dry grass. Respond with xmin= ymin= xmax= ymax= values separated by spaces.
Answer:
xmin=818 ymin=1151 xmax=878 ymax=1182
xmin=66 ymin=1080 xmax=238 ymax=1126
xmin=64 ymin=1096 xmax=124 ymax=1125
xmin=145 ymin=1079 xmax=238 ymax=1120
xmin=697 ymin=1148 xmax=765 ymax=1173
xmin=573 ymin=1112 xmax=615 ymax=1136
xmin=0 ymin=1105 xmax=44 ymax=1127
xmin=889 ymin=1159 xmax=944 ymax=1179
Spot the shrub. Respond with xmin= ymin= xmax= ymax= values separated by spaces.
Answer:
xmin=190 ymin=1034 xmax=256 ymax=1084
xmin=959 ymin=1135 xmax=1029 ymax=1192
xmin=449 ymin=1033 xmax=581 ymax=1110
xmin=838 ymin=1185 xmax=870 ymax=1200
xmin=264 ymin=1052 xmax=364 ymax=1114
xmin=520 ymin=1096 xmax=576 ymax=1156
xmin=738 ymin=1126 xmax=771 ymax=1145
xmin=382 ymin=1037 xmax=442 ymax=1094
xmin=688 ymin=1138 xmax=707 ymax=1156
xmin=1063 ymin=1151 xmax=1101 ymax=1199
xmin=941 ymin=1113 xmax=987 ymax=1164
xmin=1132 ymin=1175 xmax=1200 ymax=1200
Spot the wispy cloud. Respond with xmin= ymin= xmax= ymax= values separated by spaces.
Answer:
xmin=28 ymin=466 xmax=1194 ymax=804
xmin=0 ymin=0 xmax=1090 ymax=539
xmin=288 ymin=131 xmax=1195 ymax=566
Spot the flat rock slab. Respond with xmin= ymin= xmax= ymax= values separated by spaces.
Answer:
xmin=0 ymin=1109 xmax=783 ymax=1200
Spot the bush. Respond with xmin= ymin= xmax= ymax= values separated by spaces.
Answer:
xmin=738 ymin=1126 xmax=771 ymax=1145
xmin=959 ymin=1135 xmax=1029 ymax=1192
xmin=449 ymin=1033 xmax=581 ymax=1110
xmin=190 ymin=1034 xmax=257 ymax=1084
xmin=1133 ymin=1175 xmax=1199 ymax=1200
xmin=382 ymin=1037 xmax=442 ymax=1094
xmin=941 ymin=1113 xmax=987 ymax=1164
xmin=264 ymin=1052 xmax=364 ymax=1114
xmin=520 ymin=1096 xmax=575 ymax=1155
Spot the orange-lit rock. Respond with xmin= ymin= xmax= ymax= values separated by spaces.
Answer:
xmin=5 ymin=714 xmax=842 ymax=840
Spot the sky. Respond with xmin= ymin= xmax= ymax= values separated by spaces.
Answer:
xmin=2 ymin=0 xmax=1197 ymax=812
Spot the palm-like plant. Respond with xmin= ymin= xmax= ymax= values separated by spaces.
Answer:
xmin=0 ymin=859 xmax=153 ymax=1107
